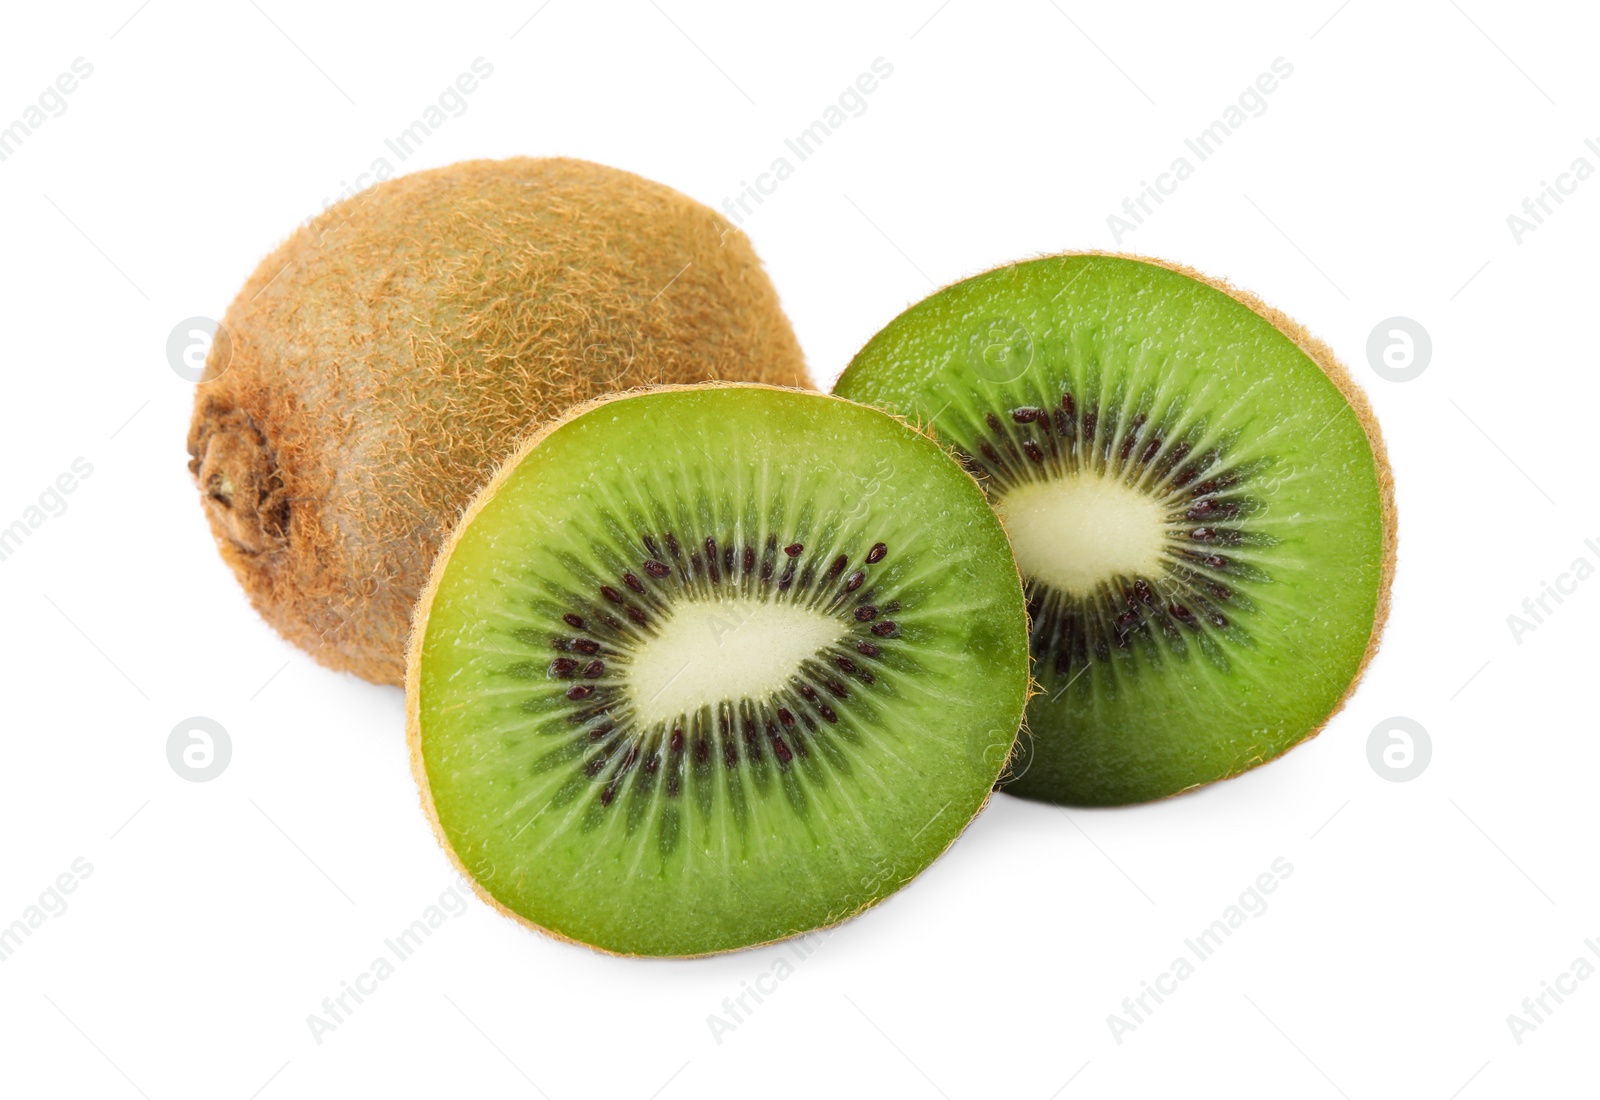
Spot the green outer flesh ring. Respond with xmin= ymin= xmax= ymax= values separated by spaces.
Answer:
xmin=835 ymin=254 xmax=1394 ymax=807
xmin=407 ymin=384 xmax=1030 ymax=956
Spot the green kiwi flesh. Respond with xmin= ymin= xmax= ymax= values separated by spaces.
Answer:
xmin=407 ymin=385 xmax=1029 ymax=957
xmin=835 ymin=254 xmax=1394 ymax=807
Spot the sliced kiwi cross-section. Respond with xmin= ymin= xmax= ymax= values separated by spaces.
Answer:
xmin=407 ymin=384 xmax=1029 ymax=956
xmin=836 ymin=254 xmax=1395 ymax=807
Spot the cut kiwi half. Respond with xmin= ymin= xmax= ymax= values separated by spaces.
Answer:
xmin=407 ymin=384 xmax=1029 ymax=957
xmin=835 ymin=253 xmax=1395 ymax=807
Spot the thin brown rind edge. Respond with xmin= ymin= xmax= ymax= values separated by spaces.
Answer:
xmin=403 ymin=380 xmax=1030 ymax=958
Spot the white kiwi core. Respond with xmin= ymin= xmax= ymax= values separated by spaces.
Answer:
xmin=995 ymin=474 xmax=1169 ymax=596
xmin=625 ymin=596 xmax=845 ymax=728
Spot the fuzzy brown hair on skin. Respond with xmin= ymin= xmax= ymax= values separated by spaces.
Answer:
xmin=188 ymin=157 xmax=811 ymax=686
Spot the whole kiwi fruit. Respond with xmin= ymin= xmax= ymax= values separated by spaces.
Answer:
xmin=187 ymin=157 xmax=810 ymax=685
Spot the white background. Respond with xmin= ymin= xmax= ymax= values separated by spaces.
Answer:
xmin=1 ymin=1 xmax=1595 ymax=1097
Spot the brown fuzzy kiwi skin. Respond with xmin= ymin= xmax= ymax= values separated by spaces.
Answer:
xmin=889 ymin=250 xmax=1396 ymax=800
xmin=405 ymin=382 xmax=1021 ymax=959
xmin=188 ymin=157 xmax=811 ymax=686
